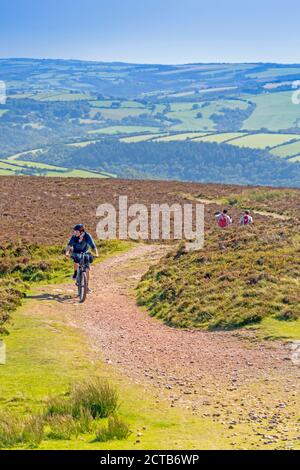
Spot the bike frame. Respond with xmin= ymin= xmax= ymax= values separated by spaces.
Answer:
xmin=76 ymin=252 xmax=90 ymax=303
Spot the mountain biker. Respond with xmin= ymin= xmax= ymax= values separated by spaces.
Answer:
xmin=215 ymin=209 xmax=232 ymax=228
xmin=240 ymin=210 xmax=253 ymax=226
xmin=65 ymin=224 xmax=98 ymax=290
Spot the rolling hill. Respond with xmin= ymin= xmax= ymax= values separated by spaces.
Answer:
xmin=1 ymin=59 xmax=300 ymax=184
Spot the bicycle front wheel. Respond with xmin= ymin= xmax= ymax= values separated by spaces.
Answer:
xmin=79 ymin=271 xmax=88 ymax=303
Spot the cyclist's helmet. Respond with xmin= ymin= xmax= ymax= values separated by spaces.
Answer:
xmin=73 ymin=224 xmax=84 ymax=232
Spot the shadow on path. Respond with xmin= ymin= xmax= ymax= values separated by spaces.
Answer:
xmin=25 ymin=293 xmax=77 ymax=304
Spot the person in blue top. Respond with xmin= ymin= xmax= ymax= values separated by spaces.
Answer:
xmin=65 ymin=224 xmax=98 ymax=289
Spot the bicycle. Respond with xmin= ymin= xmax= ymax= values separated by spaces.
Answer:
xmin=76 ymin=251 xmax=91 ymax=303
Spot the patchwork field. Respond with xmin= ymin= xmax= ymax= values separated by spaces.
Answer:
xmin=0 ymin=159 xmax=108 ymax=178
xmin=271 ymin=140 xmax=300 ymax=158
xmin=228 ymin=133 xmax=300 ymax=149
xmin=114 ymin=131 xmax=300 ymax=160
xmin=1 ymin=59 xmax=300 ymax=185
xmin=192 ymin=132 xmax=246 ymax=143
xmin=155 ymin=132 xmax=210 ymax=142
xmin=242 ymin=92 xmax=300 ymax=131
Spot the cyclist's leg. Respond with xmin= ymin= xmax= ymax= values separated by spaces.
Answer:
xmin=71 ymin=254 xmax=80 ymax=280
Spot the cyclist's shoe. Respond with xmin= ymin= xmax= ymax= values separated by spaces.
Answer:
xmin=72 ymin=270 xmax=77 ymax=280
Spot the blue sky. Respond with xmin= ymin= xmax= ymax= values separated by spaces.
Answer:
xmin=0 ymin=0 xmax=299 ymax=64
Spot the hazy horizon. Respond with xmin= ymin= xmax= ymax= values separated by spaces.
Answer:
xmin=1 ymin=57 xmax=300 ymax=66
xmin=1 ymin=0 xmax=300 ymax=64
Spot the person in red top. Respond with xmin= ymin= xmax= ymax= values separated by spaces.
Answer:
xmin=215 ymin=209 xmax=232 ymax=228
xmin=240 ymin=210 xmax=253 ymax=226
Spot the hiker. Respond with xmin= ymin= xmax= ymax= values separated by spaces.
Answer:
xmin=215 ymin=209 xmax=232 ymax=228
xmin=240 ymin=210 xmax=253 ymax=226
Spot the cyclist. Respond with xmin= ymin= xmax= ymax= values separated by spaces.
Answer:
xmin=215 ymin=209 xmax=232 ymax=228
xmin=65 ymin=224 xmax=98 ymax=290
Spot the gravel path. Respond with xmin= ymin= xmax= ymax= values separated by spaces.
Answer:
xmin=40 ymin=244 xmax=299 ymax=448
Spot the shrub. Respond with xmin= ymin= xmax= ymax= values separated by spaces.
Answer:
xmin=94 ymin=415 xmax=131 ymax=442
xmin=70 ymin=378 xmax=119 ymax=419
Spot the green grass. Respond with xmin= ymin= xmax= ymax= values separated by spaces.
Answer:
xmin=242 ymin=92 xmax=300 ymax=131
xmin=0 ymin=168 xmax=14 ymax=175
xmin=94 ymin=415 xmax=131 ymax=442
xmin=0 ymin=273 xmax=232 ymax=449
xmin=248 ymin=317 xmax=300 ymax=341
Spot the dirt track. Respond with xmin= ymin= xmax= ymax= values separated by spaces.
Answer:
xmin=32 ymin=243 xmax=299 ymax=449
xmin=21 ymin=243 xmax=299 ymax=448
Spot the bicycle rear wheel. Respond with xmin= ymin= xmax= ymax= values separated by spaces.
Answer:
xmin=79 ymin=271 xmax=88 ymax=303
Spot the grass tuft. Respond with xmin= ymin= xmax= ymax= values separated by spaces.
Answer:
xmin=94 ymin=415 xmax=131 ymax=442
xmin=71 ymin=378 xmax=119 ymax=419
xmin=0 ymin=411 xmax=44 ymax=448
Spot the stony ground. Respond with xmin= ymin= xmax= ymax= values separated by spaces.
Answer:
xmin=33 ymin=244 xmax=299 ymax=449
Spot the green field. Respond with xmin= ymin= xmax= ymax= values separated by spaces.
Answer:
xmin=7 ymin=148 xmax=44 ymax=161
xmin=0 ymin=159 xmax=109 ymax=178
xmin=167 ymin=99 xmax=249 ymax=132
xmin=96 ymin=108 xmax=148 ymax=120
xmin=192 ymin=132 xmax=247 ymax=143
xmin=271 ymin=140 xmax=300 ymax=158
xmin=67 ymin=139 xmax=100 ymax=148
xmin=229 ymin=132 xmax=300 ymax=149
xmin=155 ymin=132 xmax=210 ymax=142
xmin=27 ymin=91 xmax=92 ymax=101
xmin=120 ymin=133 xmax=168 ymax=143
xmin=89 ymin=125 xmax=160 ymax=135
xmin=242 ymin=92 xmax=300 ymax=131
xmin=247 ymin=67 xmax=300 ymax=80
xmin=120 ymin=131 xmax=300 ymax=158
xmin=89 ymin=100 xmax=145 ymax=108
